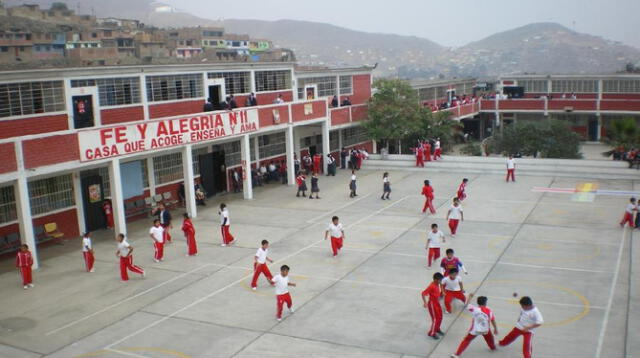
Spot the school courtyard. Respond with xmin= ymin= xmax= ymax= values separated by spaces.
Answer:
xmin=0 ymin=159 xmax=637 ymax=358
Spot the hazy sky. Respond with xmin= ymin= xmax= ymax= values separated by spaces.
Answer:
xmin=163 ymin=0 xmax=640 ymax=48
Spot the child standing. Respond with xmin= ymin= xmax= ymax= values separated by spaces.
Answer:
xmin=82 ymin=232 xmax=95 ymax=272
xmin=219 ymin=203 xmax=235 ymax=246
xmin=116 ymin=233 xmax=145 ymax=281
xmin=381 ymin=172 xmax=391 ymax=200
xmin=310 ymin=173 xmax=320 ymax=199
xmin=441 ymin=268 xmax=466 ymax=313
xmin=447 ymin=198 xmax=464 ymax=237
xmin=506 ymin=155 xmax=516 ymax=182
xmin=451 ymin=294 xmax=498 ymax=358
xmin=426 ymin=223 xmax=445 ymax=268
xmin=434 ymin=138 xmax=442 ymax=160
xmin=271 ymin=265 xmax=297 ymax=321
xmin=440 ymin=249 xmax=468 ymax=276
xmin=181 ymin=213 xmax=198 ymax=256
xmin=457 ymin=178 xmax=468 ymax=201
xmin=149 ymin=219 xmax=165 ymax=262
xmin=295 ymin=172 xmax=307 ymax=197
xmin=251 ymin=239 xmax=274 ymax=290
xmin=349 ymin=170 xmax=357 ymax=198
xmin=620 ymin=197 xmax=637 ymax=228
xmin=499 ymin=296 xmax=544 ymax=358
xmin=421 ymin=180 xmax=436 ymax=214
xmin=325 ymin=216 xmax=345 ymax=257
xmin=16 ymin=244 xmax=34 ymax=289
xmin=421 ymin=272 xmax=444 ymax=339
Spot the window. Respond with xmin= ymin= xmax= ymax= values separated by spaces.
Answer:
xmin=220 ymin=141 xmax=241 ymax=166
xmin=153 ymin=152 xmax=183 ymax=184
xmin=0 ymin=81 xmax=65 ymax=118
xmin=208 ymin=72 xmax=251 ymax=94
xmin=518 ymin=79 xmax=548 ymax=93
xmin=551 ymin=80 xmax=598 ymax=93
xmin=203 ymin=30 xmax=223 ymax=37
xmin=0 ymin=47 xmax=8 ymax=52
xmin=339 ymin=76 xmax=353 ymax=95
xmin=146 ymin=74 xmax=203 ymax=102
xmin=29 ymin=175 xmax=75 ymax=215
xmin=0 ymin=185 xmax=17 ymax=224
xmin=72 ymin=77 xmax=141 ymax=106
xmin=604 ymin=79 xmax=640 ymax=93
xmin=342 ymin=126 xmax=369 ymax=147
xmin=255 ymin=70 xmax=292 ymax=92
xmin=297 ymin=76 xmax=336 ymax=99
xmin=330 ymin=130 xmax=340 ymax=151
xmin=192 ymin=147 xmax=209 ymax=175
xmin=259 ymin=132 xmax=286 ymax=159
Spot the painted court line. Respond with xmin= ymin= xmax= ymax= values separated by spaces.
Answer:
xmin=105 ymin=348 xmax=148 ymax=358
xmin=485 ymin=295 xmax=605 ymax=310
xmin=305 ymin=193 xmax=373 ymax=223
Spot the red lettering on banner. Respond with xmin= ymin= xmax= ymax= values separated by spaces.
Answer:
xmin=168 ymin=120 xmax=180 ymax=135
xmin=214 ymin=114 xmax=223 ymax=127
xmin=136 ymin=123 xmax=148 ymax=139
xmin=179 ymin=118 xmax=188 ymax=133
xmin=229 ymin=112 xmax=237 ymax=126
xmin=86 ymin=145 xmax=119 ymax=160
xmin=99 ymin=128 xmax=113 ymax=146
xmin=124 ymin=140 xmax=145 ymax=153
xmin=241 ymin=123 xmax=257 ymax=132
xmin=200 ymin=115 xmax=211 ymax=130
xmin=156 ymin=121 xmax=169 ymax=136
xmin=189 ymin=117 xmax=199 ymax=131
xmin=240 ymin=111 xmax=247 ymax=123
xmin=114 ymin=127 xmax=127 ymax=143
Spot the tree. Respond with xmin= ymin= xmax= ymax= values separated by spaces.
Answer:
xmin=604 ymin=117 xmax=640 ymax=150
xmin=492 ymin=120 xmax=581 ymax=159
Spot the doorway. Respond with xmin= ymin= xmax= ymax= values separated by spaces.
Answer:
xmin=81 ymin=175 xmax=106 ymax=231
xmin=198 ymin=149 xmax=227 ymax=196
xmin=588 ymin=118 xmax=599 ymax=141
xmin=73 ymin=95 xmax=95 ymax=129
xmin=211 ymin=150 xmax=227 ymax=193
xmin=208 ymin=85 xmax=222 ymax=110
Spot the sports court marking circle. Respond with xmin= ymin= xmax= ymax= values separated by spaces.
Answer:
xmin=487 ymin=236 xmax=601 ymax=263
xmin=73 ymin=347 xmax=190 ymax=358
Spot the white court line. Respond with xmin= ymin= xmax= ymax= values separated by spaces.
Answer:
xmin=46 ymin=263 xmax=214 ymax=336
xmin=305 ymin=193 xmax=372 ymax=224
xmin=594 ymin=227 xmax=627 ymax=358
xmin=485 ymin=296 xmax=605 ymax=310
xmin=105 ymin=348 xmax=148 ymax=358
xmin=344 ymin=195 xmax=410 ymax=229
xmin=104 ymin=195 xmax=409 ymax=350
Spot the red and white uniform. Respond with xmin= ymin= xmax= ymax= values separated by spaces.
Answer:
xmin=506 ymin=158 xmax=516 ymax=182
xmin=620 ymin=203 xmax=636 ymax=227
xmin=273 ymin=274 xmax=292 ymax=319
xmin=103 ymin=201 xmax=113 ymax=229
xmin=434 ymin=140 xmax=442 ymax=160
xmin=16 ymin=250 xmax=33 ymax=286
xmin=82 ymin=236 xmax=95 ymax=272
xmin=181 ymin=218 xmax=197 ymax=256
xmin=251 ymin=247 xmax=273 ymax=288
xmin=457 ymin=182 xmax=467 ymax=201
xmin=150 ymin=225 xmax=164 ymax=261
xmin=427 ymin=230 xmax=444 ymax=267
xmin=499 ymin=307 xmax=544 ymax=358
xmin=220 ymin=208 xmax=235 ymax=245
xmin=421 ymin=185 xmax=436 ymax=214
xmin=441 ymin=275 xmax=465 ymax=313
xmin=117 ymin=240 xmax=144 ymax=281
xmin=440 ymin=256 xmax=467 ymax=276
xmin=327 ymin=222 xmax=344 ymax=256
xmin=422 ymin=282 xmax=442 ymax=337
xmin=448 ymin=204 xmax=463 ymax=236
xmin=454 ymin=305 xmax=497 ymax=356
xmin=414 ymin=145 xmax=424 ymax=167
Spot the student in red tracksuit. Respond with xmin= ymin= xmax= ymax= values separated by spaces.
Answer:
xmin=414 ymin=143 xmax=425 ymax=167
xmin=426 ymin=223 xmax=445 ymax=267
xmin=325 ymin=216 xmax=345 ymax=257
xmin=422 ymin=272 xmax=444 ymax=339
xmin=499 ymin=296 xmax=544 ymax=358
xmin=116 ymin=233 xmax=145 ymax=281
xmin=251 ymin=240 xmax=274 ymax=290
xmin=271 ymin=265 xmax=297 ymax=321
xmin=447 ymin=198 xmax=464 ymax=237
xmin=82 ymin=232 xmax=95 ymax=272
xmin=457 ymin=178 xmax=468 ymax=201
xmin=102 ymin=199 xmax=114 ymax=229
xmin=451 ymin=294 xmax=498 ymax=358
xmin=434 ymin=138 xmax=442 ymax=160
xmin=441 ymin=268 xmax=466 ymax=313
xmin=424 ymin=142 xmax=432 ymax=162
xmin=16 ymin=244 xmax=34 ymax=289
xmin=181 ymin=213 xmax=198 ymax=256
xmin=219 ymin=203 xmax=235 ymax=246
xmin=149 ymin=219 xmax=165 ymax=262
xmin=619 ymin=197 xmax=637 ymax=228
xmin=313 ymin=153 xmax=322 ymax=174
xmin=421 ymin=180 xmax=436 ymax=214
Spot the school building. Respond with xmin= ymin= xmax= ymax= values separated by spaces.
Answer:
xmin=0 ymin=62 xmax=374 ymax=267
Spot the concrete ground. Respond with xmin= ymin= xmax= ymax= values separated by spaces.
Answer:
xmin=0 ymin=161 xmax=637 ymax=358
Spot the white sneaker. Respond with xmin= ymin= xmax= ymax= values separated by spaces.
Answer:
xmin=277 ymin=318 xmax=282 ymax=322
xmin=23 ymin=285 xmax=28 ymax=290
xmin=89 ymin=269 xmax=95 ymax=273
xmin=154 ymin=259 xmax=160 ymax=263
xmin=142 ymin=271 xmax=146 ymax=278
xmin=252 ymin=287 xmax=257 ymax=291
xmin=451 ymin=354 xmax=459 ymax=358
xmin=28 ymin=283 xmax=34 ymax=288
xmin=289 ymin=306 xmax=295 ymax=313
xmin=221 ymin=244 xmax=227 ymax=247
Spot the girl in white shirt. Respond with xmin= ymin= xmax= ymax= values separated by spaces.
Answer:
xmin=447 ymin=197 xmax=464 ymax=237
xmin=381 ymin=172 xmax=391 ymax=200
xmin=349 ymin=170 xmax=357 ymax=198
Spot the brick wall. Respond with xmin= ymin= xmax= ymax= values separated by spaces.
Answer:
xmin=330 ymin=107 xmax=350 ymax=126
xmin=258 ymin=105 xmax=289 ymax=127
xmin=149 ymin=99 xmax=204 ymax=119
xmin=33 ymin=208 xmax=80 ymax=240
xmin=0 ymin=143 xmax=17 ymax=174
xmin=23 ymin=134 xmax=79 ymax=169
xmin=256 ymin=90 xmax=294 ymax=105
xmin=342 ymin=74 xmax=371 ymax=105
xmin=291 ymin=100 xmax=327 ymax=122
xmin=101 ymin=106 xmax=145 ymax=125
xmin=351 ymin=105 xmax=368 ymax=122
xmin=0 ymin=114 xmax=68 ymax=140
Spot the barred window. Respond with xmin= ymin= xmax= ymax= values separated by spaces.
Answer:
xmin=153 ymin=152 xmax=184 ymax=184
xmin=0 ymin=185 xmax=17 ymax=224
xmin=220 ymin=141 xmax=241 ymax=166
xmin=255 ymin=70 xmax=291 ymax=92
xmin=297 ymin=76 xmax=336 ymax=99
xmin=192 ymin=146 xmax=209 ymax=175
xmin=140 ymin=160 xmax=149 ymax=188
xmin=97 ymin=77 xmax=141 ymax=106
xmin=604 ymin=79 xmax=640 ymax=93
xmin=551 ymin=80 xmax=598 ymax=93
xmin=517 ymin=79 xmax=548 ymax=93
xmin=339 ymin=76 xmax=353 ymax=95
xmin=258 ymin=132 xmax=286 ymax=159
xmin=29 ymin=175 xmax=75 ymax=215
xmin=208 ymin=72 xmax=251 ymax=94
xmin=146 ymin=74 xmax=203 ymax=102
xmin=71 ymin=79 xmax=96 ymax=87
xmin=0 ymin=81 xmax=65 ymax=118
xmin=330 ymin=130 xmax=340 ymax=151
xmin=250 ymin=138 xmax=256 ymax=161
xmin=418 ymin=87 xmax=437 ymax=101
xmin=342 ymin=126 xmax=369 ymax=147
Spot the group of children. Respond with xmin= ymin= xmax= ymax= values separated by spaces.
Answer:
xmin=412 ymin=139 xmax=442 ymax=167
xmin=620 ymin=196 xmax=640 ymax=229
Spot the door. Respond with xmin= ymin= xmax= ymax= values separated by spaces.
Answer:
xmin=211 ymin=150 xmax=227 ymax=193
xmin=208 ymin=85 xmax=222 ymax=109
xmin=304 ymin=85 xmax=317 ymax=100
xmin=198 ymin=152 xmax=215 ymax=197
xmin=309 ymin=145 xmax=317 ymax=157
xmin=588 ymin=118 xmax=599 ymax=141
xmin=81 ymin=175 xmax=106 ymax=231
xmin=73 ymin=95 xmax=95 ymax=129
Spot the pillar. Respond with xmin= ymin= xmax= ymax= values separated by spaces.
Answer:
xmin=372 ymin=140 xmax=377 ymax=154
xmin=285 ymin=125 xmax=296 ymax=186
xmin=321 ymin=120 xmax=330 ymax=174
xmin=241 ymin=134 xmax=253 ymax=199
xmin=146 ymin=157 xmax=156 ymax=197
xmin=254 ymin=136 xmax=260 ymax=167
xmin=596 ymin=115 xmax=602 ymax=142
xmin=108 ymin=158 xmax=127 ymax=237
xmin=182 ymin=145 xmax=197 ymax=218
xmin=72 ymin=172 xmax=86 ymax=236
xmin=15 ymin=176 xmax=39 ymax=269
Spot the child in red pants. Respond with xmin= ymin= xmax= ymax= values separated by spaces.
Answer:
xmin=82 ymin=232 xmax=95 ymax=272
xmin=426 ymin=223 xmax=445 ymax=268
xmin=325 ymin=216 xmax=345 ymax=257
xmin=219 ymin=203 xmax=236 ymax=246
xmin=116 ymin=233 xmax=145 ymax=281
xmin=499 ymin=296 xmax=543 ymax=358
xmin=447 ymin=197 xmax=464 ymax=237
xmin=619 ymin=197 xmax=637 ymax=228
xmin=421 ymin=180 xmax=436 ymax=214
xmin=441 ymin=268 xmax=466 ymax=313
xmin=451 ymin=294 xmax=498 ymax=357
xmin=16 ymin=244 xmax=34 ymax=289
xmin=421 ymin=272 xmax=444 ymax=339
xmin=271 ymin=265 xmax=297 ymax=321
xmin=251 ymin=240 xmax=274 ymax=290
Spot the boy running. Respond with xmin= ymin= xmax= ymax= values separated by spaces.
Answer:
xmin=16 ymin=244 xmax=34 ymax=289
xmin=440 ymin=249 xmax=468 ymax=276
xmin=422 ymin=272 xmax=444 ymax=339
xmin=325 ymin=216 xmax=345 ymax=257
xmin=116 ymin=233 xmax=145 ymax=281
xmin=271 ymin=265 xmax=297 ymax=321
xmin=620 ymin=197 xmax=637 ymax=228
xmin=421 ymin=180 xmax=436 ymax=214
xmin=447 ymin=197 xmax=464 ymax=237
xmin=441 ymin=268 xmax=466 ymax=313
xmin=251 ymin=240 xmax=274 ymax=290
xmin=426 ymin=223 xmax=445 ymax=268
xmin=499 ymin=296 xmax=544 ymax=358
xmin=451 ymin=293 xmax=498 ymax=357
xmin=219 ymin=203 xmax=236 ymax=246
xmin=457 ymin=178 xmax=468 ymax=201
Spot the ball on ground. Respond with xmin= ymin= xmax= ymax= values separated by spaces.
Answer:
xmin=512 ymin=292 xmax=518 ymax=298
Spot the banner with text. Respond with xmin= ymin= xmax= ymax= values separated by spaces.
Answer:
xmin=79 ymin=109 xmax=259 ymax=162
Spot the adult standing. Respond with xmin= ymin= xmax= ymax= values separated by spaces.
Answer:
xmin=219 ymin=203 xmax=235 ymax=246
xmin=340 ymin=147 xmax=348 ymax=169
xmin=181 ymin=213 xmax=197 ymax=256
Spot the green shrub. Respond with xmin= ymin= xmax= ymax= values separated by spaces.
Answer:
xmin=460 ymin=142 xmax=483 ymax=156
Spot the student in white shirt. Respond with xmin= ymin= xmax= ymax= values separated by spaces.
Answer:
xmin=447 ymin=197 xmax=464 ymax=237
xmin=426 ymin=223 xmax=445 ymax=268
xmin=149 ymin=219 xmax=164 ymax=262
xmin=116 ymin=233 xmax=144 ymax=281
xmin=219 ymin=203 xmax=235 ymax=246
xmin=506 ymin=155 xmax=516 ymax=182
xmin=619 ymin=197 xmax=637 ymax=228
xmin=499 ymin=296 xmax=543 ymax=358
xmin=251 ymin=240 xmax=274 ymax=290
xmin=81 ymin=232 xmax=95 ymax=273
xmin=434 ymin=138 xmax=442 ymax=160
xmin=451 ymin=293 xmax=498 ymax=357
xmin=324 ymin=216 xmax=345 ymax=257
xmin=381 ymin=172 xmax=391 ymax=200
xmin=441 ymin=268 xmax=465 ymax=313
xmin=271 ymin=265 xmax=297 ymax=321
xmin=349 ymin=170 xmax=357 ymax=198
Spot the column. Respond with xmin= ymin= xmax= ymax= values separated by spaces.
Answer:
xmin=253 ymin=136 xmax=260 ymax=166
xmin=15 ymin=177 xmax=39 ymax=269
xmin=596 ymin=115 xmax=602 ymax=142
xmin=72 ymin=172 xmax=86 ymax=236
xmin=321 ymin=120 xmax=330 ymax=174
xmin=372 ymin=140 xmax=377 ymax=154
xmin=146 ymin=157 xmax=156 ymax=197
xmin=108 ymin=158 xmax=127 ymax=237
xmin=182 ymin=145 xmax=197 ymax=218
xmin=293 ymin=126 xmax=301 ymax=162
xmin=285 ymin=125 xmax=295 ymax=185
xmin=241 ymin=134 xmax=253 ymax=200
